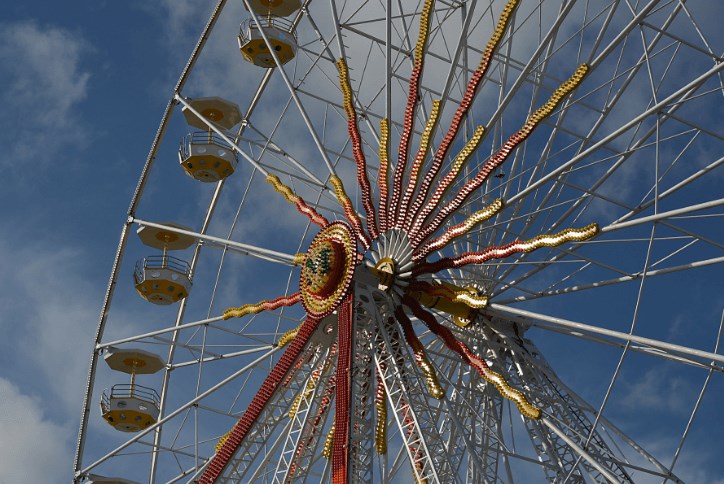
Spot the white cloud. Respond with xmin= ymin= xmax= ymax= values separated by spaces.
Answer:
xmin=0 ymin=237 xmax=107 ymax=417
xmin=0 ymin=377 xmax=71 ymax=484
xmin=627 ymin=436 xmax=724 ymax=484
xmin=156 ymin=0 xmax=211 ymax=50
xmin=618 ymin=367 xmax=693 ymax=414
xmin=0 ymin=21 xmax=91 ymax=170
xmin=0 ymin=235 xmax=150 ymax=479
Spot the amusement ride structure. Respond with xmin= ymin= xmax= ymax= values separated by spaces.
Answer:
xmin=75 ymin=0 xmax=723 ymax=482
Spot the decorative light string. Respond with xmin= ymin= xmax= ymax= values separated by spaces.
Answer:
xmin=406 ymin=0 xmax=521 ymax=234
xmin=378 ymin=118 xmax=391 ymax=232
xmin=336 ymin=59 xmax=378 ymax=238
xmin=277 ymin=324 xmax=302 ymax=348
xmin=414 ymin=224 xmax=599 ymax=276
xmin=394 ymin=305 xmax=445 ymax=399
xmin=388 ymin=0 xmax=435 ymax=227
xmin=414 ymin=198 xmax=504 ymax=260
xmin=322 ymin=423 xmax=335 ymax=459
xmin=215 ymin=430 xmax=231 ymax=453
xmin=329 ymin=175 xmax=371 ymax=249
xmin=266 ymin=174 xmax=329 ymax=227
xmin=407 ymin=280 xmax=489 ymax=310
xmin=403 ymin=295 xmax=541 ymax=419
xmin=414 ymin=64 xmax=589 ymax=246
xmin=223 ymin=292 xmax=301 ymax=320
xmin=397 ymin=100 xmax=442 ymax=227
xmin=374 ymin=369 xmax=387 ymax=454
xmin=407 ymin=125 xmax=485 ymax=233
xmin=331 ymin=294 xmax=354 ymax=483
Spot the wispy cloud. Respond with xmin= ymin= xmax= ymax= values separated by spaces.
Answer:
xmin=630 ymin=436 xmax=724 ymax=484
xmin=618 ymin=367 xmax=693 ymax=414
xmin=0 ymin=21 xmax=91 ymax=172
xmin=0 ymin=377 xmax=71 ymax=483
xmin=0 ymin=237 xmax=104 ymax=416
xmin=156 ymin=0 xmax=211 ymax=51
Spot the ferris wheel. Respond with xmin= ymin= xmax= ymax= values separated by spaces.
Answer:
xmin=74 ymin=0 xmax=723 ymax=482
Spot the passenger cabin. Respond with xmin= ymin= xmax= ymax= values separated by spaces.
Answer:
xmin=100 ymin=348 xmax=163 ymax=433
xmin=179 ymin=97 xmax=241 ymax=182
xmin=134 ymin=255 xmax=192 ymax=305
xmin=134 ymin=224 xmax=194 ymax=305
xmin=238 ymin=18 xmax=297 ymax=68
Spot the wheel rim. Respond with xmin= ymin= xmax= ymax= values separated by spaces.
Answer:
xmin=75 ymin=1 xmax=723 ymax=482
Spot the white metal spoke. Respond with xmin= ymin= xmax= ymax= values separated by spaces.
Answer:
xmin=499 ymin=256 xmax=724 ymax=304
xmin=488 ymin=304 xmax=724 ymax=367
xmin=79 ymin=347 xmax=278 ymax=477
xmin=132 ymin=218 xmax=299 ymax=266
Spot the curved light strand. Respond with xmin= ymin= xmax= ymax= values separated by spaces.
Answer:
xmin=414 ymin=223 xmax=599 ymax=276
xmin=330 ymin=175 xmax=372 ymax=249
xmin=403 ymin=295 xmax=540 ymax=419
xmin=397 ymin=100 xmax=442 ymax=227
xmin=336 ymin=59 xmax=378 ymax=238
xmin=408 ymin=280 xmax=489 ymax=311
xmin=406 ymin=0 xmax=520 ymax=233
xmin=414 ymin=198 xmax=504 ymax=260
xmin=406 ymin=125 xmax=486 ymax=233
xmin=223 ymin=292 xmax=302 ymax=320
xmin=378 ymin=118 xmax=391 ymax=231
xmin=395 ymin=306 xmax=445 ymax=399
xmin=322 ymin=423 xmax=335 ymax=459
xmin=388 ymin=0 xmax=435 ymax=226
xmin=266 ymin=174 xmax=329 ymax=228
xmin=414 ymin=64 xmax=589 ymax=246
xmin=374 ymin=371 xmax=387 ymax=454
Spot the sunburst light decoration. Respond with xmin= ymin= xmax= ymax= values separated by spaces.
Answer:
xmin=201 ymin=0 xmax=596 ymax=482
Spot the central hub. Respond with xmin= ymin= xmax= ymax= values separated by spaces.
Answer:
xmin=367 ymin=229 xmax=414 ymax=295
xmin=373 ymin=258 xmax=396 ymax=291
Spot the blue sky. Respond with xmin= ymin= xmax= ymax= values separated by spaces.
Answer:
xmin=0 ymin=1 xmax=193 ymax=480
xmin=0 ymin=0 xmax=722 ymax=483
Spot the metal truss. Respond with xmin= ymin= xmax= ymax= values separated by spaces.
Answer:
xmin=451 ymin=316 xmax=685 ymax=483
xmin=514 ymin=334 xmax=683 ymax=483
xmin=469 ymin=322 xmax=626 ymax=482
xmin=346 ymin=285 xmax=378 ymax=484
xmin=217 ymin=321 xmax=336 ymax=483
xmin=373 ymin=308 xmax=460 ymax=483
xmin=272 ymin=345 xmax=336 ymax=483
xmin=472 ymin=381 xmax=508 ymax=483
xmin=280 ymin=373 xmax=336 ymax=483
xmin=426 ymin=339 xmax=508 ymax=484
